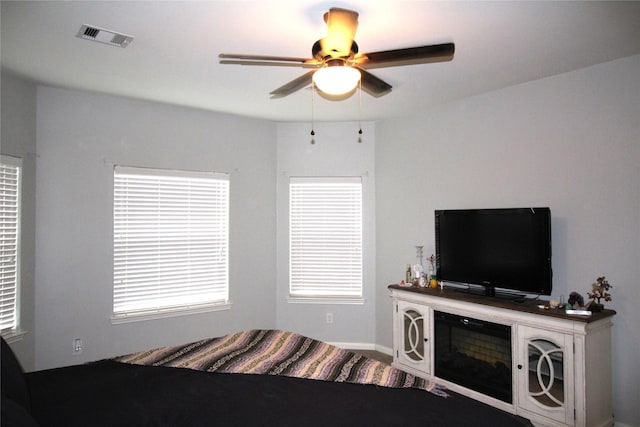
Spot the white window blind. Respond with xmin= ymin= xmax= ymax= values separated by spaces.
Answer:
xmin=0 ymin=155 xmax=21 ymax=332
xmin=289 ymin=177 xmax=362 ymax=299
xmin=113 ymin=166 xmax=229 ymax=318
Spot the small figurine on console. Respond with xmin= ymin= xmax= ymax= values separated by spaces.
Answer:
xmin=567 ymin=291 xmax=584 ymax=310
xmin=586 ymin=276 xmax=612 ymax=312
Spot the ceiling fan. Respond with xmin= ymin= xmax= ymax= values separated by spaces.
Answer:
xmin=219 ymin=7 xmax=455 ymax=99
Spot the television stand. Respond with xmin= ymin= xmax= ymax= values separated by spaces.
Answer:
xmin=389 ymin=284 xmax=615 ymax=427
xmin=449 ymin=283 xmax=526 ymax=301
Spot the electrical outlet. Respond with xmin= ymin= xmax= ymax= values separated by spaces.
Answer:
xmin=326 ymin=312 xmax=334 ymax=324
xmin=72 ymin=338 xmax=83 ymax=355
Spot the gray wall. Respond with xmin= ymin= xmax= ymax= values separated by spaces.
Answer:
xmin=34 ymin=87 xmax=278 ymax=369
xmin=0 ymin=70 xmax=37 ymax=370
xmin=375 ymin=55 xmax=640 ymax=426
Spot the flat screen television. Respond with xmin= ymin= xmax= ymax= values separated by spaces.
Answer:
xmin=435 ymin=207 xmax=552 ymax=297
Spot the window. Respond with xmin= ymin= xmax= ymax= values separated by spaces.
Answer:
xmin=113 ymin=166 xmax=229 ymax=321
xmin=289 ymin=177 xmax=363 ymax=301
xmin=0 ymin=155 xmax=22 ymax=333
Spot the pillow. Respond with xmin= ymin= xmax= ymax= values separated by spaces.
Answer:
xmin=1 ymin=336 xmax=32 ymax=412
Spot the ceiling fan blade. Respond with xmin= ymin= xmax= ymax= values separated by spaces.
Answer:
xmin=220 ymin=59 xmax=320 ymax=68
xmin=270 ymin=70 xmax=316 ymax=98
xmin=219 ymin=53 xmax=314 ymax=64
xmin=356 ymin=67 xmax=392 ymax=98
xmin=320 ymin=8 xmax=359 ymax=57
xmin=354 ymin=43 xmax=455 ymax=69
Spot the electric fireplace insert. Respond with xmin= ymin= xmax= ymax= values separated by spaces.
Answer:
xmin=434 ymin=311 xmax=513 ymax=403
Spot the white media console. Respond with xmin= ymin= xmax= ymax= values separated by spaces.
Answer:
xmin=389 ymin=284 xmax=615 ymax=427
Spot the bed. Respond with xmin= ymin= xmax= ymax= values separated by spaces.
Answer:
xmin=2 ymin=330 xmax=532 ymax=426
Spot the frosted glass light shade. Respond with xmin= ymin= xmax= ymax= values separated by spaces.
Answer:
xmin=312 ymin=66 xmax=361 ymax=96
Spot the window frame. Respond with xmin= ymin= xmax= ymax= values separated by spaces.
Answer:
xmin=0 ymin=155 xmax=22 ymax=336
xmin=112 ymin=165 xmax=231 ymax=323
xmin=288 ymin=176 xmax=363 ymax=304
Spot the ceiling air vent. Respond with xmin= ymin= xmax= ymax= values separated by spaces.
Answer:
xmin=76 ymin=25 xmax=133 ymax=48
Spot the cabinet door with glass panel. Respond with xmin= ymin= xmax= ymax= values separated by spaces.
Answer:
xmin=393 ymin=300 xmax=430 ymax=375
xmin=516 ymin=325 xmax=575 ymax=426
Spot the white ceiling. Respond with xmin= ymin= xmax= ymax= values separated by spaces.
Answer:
xmin=2 ymin=1 xmax=640 ymax=122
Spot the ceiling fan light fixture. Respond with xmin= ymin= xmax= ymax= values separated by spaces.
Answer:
xmin=312 ymin=65 xmax=361 ymax=96
xmin=220 ymin=8 xmax=454 ymax=99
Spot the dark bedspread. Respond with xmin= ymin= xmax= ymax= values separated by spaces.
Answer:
xmin=25 ymin=360 xmax=532 ymax=427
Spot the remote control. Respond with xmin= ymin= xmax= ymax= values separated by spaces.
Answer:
xmin=565 ymin=309 xmax=592 ymax=316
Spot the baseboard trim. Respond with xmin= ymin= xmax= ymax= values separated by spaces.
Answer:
xmin=375 ymin=343 xmax=393 ymax=356
xmin=328 ymin=341 xmax=374 ymax=350
xmin=328 ymin=341 xmax=392 ymax=356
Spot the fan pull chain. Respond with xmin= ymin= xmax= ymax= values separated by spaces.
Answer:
xmin=358 ymin=79 xmax=363 ymax=142
xmin=310 ymin=84 xmax=316 ymax=144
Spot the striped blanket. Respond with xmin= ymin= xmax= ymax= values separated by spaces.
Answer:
xmin=114 ymin=329 xmax=447 ymax=397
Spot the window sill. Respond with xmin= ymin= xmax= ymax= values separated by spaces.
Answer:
xmin=287 ymin=296 xmax=364 ymax=305
xmin=1 ymin=329 xmax=28 ymax=344
xmin=111 ymin=302 xmax=232 ymax=324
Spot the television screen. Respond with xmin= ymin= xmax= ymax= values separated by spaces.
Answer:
xmin=435 ymin=208 xmax=552 ymax=296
